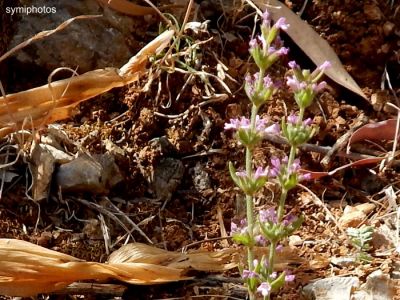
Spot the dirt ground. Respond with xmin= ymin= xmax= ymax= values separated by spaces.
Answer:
xmin=0 ymin=0 xmax=400 ymax=299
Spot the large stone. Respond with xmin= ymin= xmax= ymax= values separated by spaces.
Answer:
xmin=56 ymin=152 xmax=123 ymax=194
xmin=7 ymin=0 xmax=148 ymax=84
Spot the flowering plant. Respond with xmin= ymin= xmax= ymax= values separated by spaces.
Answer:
xmin=225 ymin=10 xmax=330 ymax=299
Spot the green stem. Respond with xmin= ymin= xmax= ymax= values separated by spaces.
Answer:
xmin=298 ymin=108 xmax=305 ymax=125
xmin=244 ymin=104 xmax=259 ymax=300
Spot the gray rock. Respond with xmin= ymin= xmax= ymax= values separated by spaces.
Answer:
xmin=302 ymin=277 xmax=359 ymax=300
xmin=151 ymin=157 xmax=184 ymax=202
xmin=330 ymin=256 xmax=357 ymax=267
xmin=56 ymin=152 xmax=123 ymax=193
xmin=9 ymin=0 xmax=144 ymax=74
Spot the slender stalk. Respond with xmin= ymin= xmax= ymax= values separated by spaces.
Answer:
xmin=244 ymin=104 xmax=259 ymax=300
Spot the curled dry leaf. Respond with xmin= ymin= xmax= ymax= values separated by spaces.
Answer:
xmin=96 ymin=0 xmax=155 ymax=16
xmin=253 ymin=0 xmax=368 ymax=101
xmin=302 ymin=156 xmax=385 ymax=180
xmin=0 ymin=238 xmax=235 ymax=297
xmin=348 ymin=119 xmax=398 ymax=149
xmin=0 ymin=30 xmax=174 ymax=138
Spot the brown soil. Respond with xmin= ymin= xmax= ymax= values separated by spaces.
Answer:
xmin=0 ymin=0 xmax=399 ymax=299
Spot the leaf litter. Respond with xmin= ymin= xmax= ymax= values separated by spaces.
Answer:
xmin=0 ymin=0 xmax=399 ymax=299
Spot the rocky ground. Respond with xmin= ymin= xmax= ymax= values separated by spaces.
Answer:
xmin=0 ymin=0 xmax=399 ymax=299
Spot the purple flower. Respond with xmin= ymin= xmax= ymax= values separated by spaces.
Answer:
xmin=224 ymin=117 xmax=251 ymax=131
xmin=282 ymin=214 xmax=297 ymax=226
xmin=286 ymin=75 xmax=307 ymax=92
xmin=255 ymin=235 xmax=267 ymax=246
xmin=231 ymin=219 xmax=247 ymax=234
xmin=249 ymin=38 xmax=259 ymax=49
xmin=260 ymin=208 xmax=278 ymax=224
xmin=224 ymin=118 xmax=240 ymax=130
xmin=285 ymin=274 xmax=295 ymax=282
xmin=253 ymin=259 xmax=259 ymax=267
xmin=269 ymin=272 xmax=277 ymax=280
xmin=263 ymin=75 xmax=274 ymax=89
xmin=262 ymin=10 xmax=270 ymax=26
xmin=257 ymin=282 xmax=271 ymax=297
xmin=300 ymin=172 xmax=312 ymax=181
xmin=288 ymin=60 xmax=299 ymax=69
xmin=264 ymin=123 xmax=280 ymax=134
xmin=318 ymin=61 xmax=331 ymax=72
xmin=254 ymin=166 xmax=269 ymax=179
xmin=268 ymin=46 xmax=289 ymax=56
xmin=303 ymin=118 xmax=313 ymax=126
xmin=311 ymin=81 xmax=327 ymax=93
xmin=276 ymin=244 xmax=283 ymax=252
xmin=288 ymin=158 xmax=301 ymax=174
xmin=274 ymin=17 xmax=289 ymax=30
xmin=269 ymin=157 xmax=281 ymax=177
xmin=242 ymin=269 xmax=259 ymax=279
xmin=287 ymin=112 xmax=299 ymax=125
xmin=230 ymin=222 xmax=238 ymax=233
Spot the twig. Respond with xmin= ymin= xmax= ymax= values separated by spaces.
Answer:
xmin=321 ymin=114 xmax=368 ymax=168
xmin=50 ymin=282 xmax=127 ymax=296
xmin=73 ymin=197 xmax=151 ymax=244
xmin=263 ymin=133 xmax=382 ymax=161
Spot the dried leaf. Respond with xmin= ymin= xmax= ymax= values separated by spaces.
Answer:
xmin=303 ymin=156 xmax=385 ymax=180
xmin=0 ymin=30 xmax=174 ymax=138
xmin=0 ymin=239 xmax=234 ymax=297
xmin=253 ymin=0 xmax=368 ymax=100
xmin=108 ymin=243 xmax=236 ymax=272
xmin=96 ymin=0 xmax=155 ymax=16
xmin=348 ymin=119 xmax=398 ymax=148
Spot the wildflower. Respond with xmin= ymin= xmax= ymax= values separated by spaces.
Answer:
xmin=287 ymin=112 xmax=299 ymax=125
xmin=303 ymin=118 xmax=313 ymax=126
xmin=269 ymin=272 xmax=278 ymax=280
xmin=245 ymin=73 xmax=277 ymax=106
xmin=311 ymin=81 xmax=327 ymax=93
xmin=282 ymin=214 xmax=298 ymax=226
xmin=229 ymin=163 xmax=270 ymax=195
xmin=276 ymin=244 xmax=283 ymax=252
xmin=282 ymin=113 xmax=317 ymax=147
xmin=286 ymin=60 xmax=331 ymax=109
xmin=224 ymin=116 xmax=250 ymax=131
xmin=317 ymin=60 xmax=332 ymax=72
xmin=242 ymin=269 xmax=259 ymax=279
xmin=274 ymin=17 xmax=289 ymax=30
xmin=257 ymin=282 xmax=271 ymax=297
xmin=288 ymin=60 xmax=299 ymax=69
xmin=287 ymin=159 xmax=301 ymax=174
xmin=253 ymin=166 xmax=268 ymax=179
xmin=255 ymin=235 xmax=267 ymax=246
xmin=261 ymin=10 xmax=270 ymax=27
xmin=300 ymin=172 xmax=312 ymax=181
xmin=260 ymin=208 xmax=278 ymax=224
xmin=285 ymin=274 xmax=295 ymax=282
xmin=231 ymin=219 xmax=247 ymax=235
xmin=249 ymin=37 xmax=259 ymax=49
xmin=268 ymin=46 xmax=289 ymax=57
xmin=286 ymin=75 xmax=307 ymax=93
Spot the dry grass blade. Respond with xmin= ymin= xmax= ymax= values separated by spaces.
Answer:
xmin=0 ymin=30 xmax=174 ymax=138
xmin=252 ymin=0 xmax=368 ymax=101
xmin=0 ymin=238 xmax=234 ymax=297
xmin=108 ymin=242 xmax=236 ymax=271
xmin=0 ymin=15 xmax=101 ymax=64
